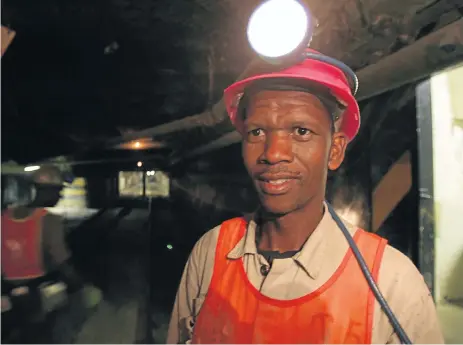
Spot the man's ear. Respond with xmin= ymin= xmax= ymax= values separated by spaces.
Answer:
xmin=328 ymin=132 xmax=348 ymax=170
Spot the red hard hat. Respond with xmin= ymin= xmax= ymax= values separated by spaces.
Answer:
xmin=224 ymin=49 xmax=360 ymax=142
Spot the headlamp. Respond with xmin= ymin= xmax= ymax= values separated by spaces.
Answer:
xmin=247 ymin=0 xmax=314 ymax=64
xmin=246 ymin=0 xmax=359 ymax=96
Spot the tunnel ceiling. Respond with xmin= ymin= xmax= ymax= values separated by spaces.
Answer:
xmin=1 ymin=0 xmax=462 ymax=165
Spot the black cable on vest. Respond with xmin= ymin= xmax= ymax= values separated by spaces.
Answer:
xmin=325 ymin=202 xmax=412 ymax=344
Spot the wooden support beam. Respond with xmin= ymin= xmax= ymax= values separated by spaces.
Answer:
xmin=372 ymin=150 xmax=412 ymax=232
xmin=1 ymin=26 xmax=16 ymax=57
xmin=356 ymin=18 xmax=463 ymax=101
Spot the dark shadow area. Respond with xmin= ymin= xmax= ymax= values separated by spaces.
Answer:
xmin=26 ymin=207 xmax=152 ymax=344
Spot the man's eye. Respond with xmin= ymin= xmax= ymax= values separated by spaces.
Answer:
xmin=294 ymin=127 xmax=311 ymax=136
xmin=246 ymin=128 xmax=265 ymax=142
xmin=249 ymin=129 xmax=263 ymax=137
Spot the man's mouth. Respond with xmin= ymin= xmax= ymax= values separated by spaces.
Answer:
xmin=256 ymin=174 xmax=299 ymax=195
xmin=266 ymin=179 xmax=291 ymax=185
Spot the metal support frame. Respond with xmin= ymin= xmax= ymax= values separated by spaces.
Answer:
xmin=135 ymin=197 xmax=153 ymax=343
xmin=365 ymin=118 xmax=373 ymax=232
xmin=409 ymin=146 xmax=420 ymax=265
xmin=415 ymin=79 xmax=436 ymax=298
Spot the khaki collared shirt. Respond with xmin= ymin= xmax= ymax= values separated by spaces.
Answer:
xmin=167 ymin=205 xmax=444 ymax=344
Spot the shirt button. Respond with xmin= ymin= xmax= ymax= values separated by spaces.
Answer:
xmin=260 ymin=265 xmax=270 ymax=276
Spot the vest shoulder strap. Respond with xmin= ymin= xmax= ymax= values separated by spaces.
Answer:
xmin=356 ymin=228 xmax=388 ymax=248
xmin=355 ymin=228 xmax=388 ymax=280
xmin=215 ymin=217 xmax=247 ymax=257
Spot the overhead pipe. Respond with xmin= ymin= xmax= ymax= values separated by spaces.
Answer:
xmin=168 ymin=19 xmax=463 ymax=163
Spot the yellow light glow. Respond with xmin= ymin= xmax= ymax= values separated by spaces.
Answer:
xmin=115 ymin=138 xmax=166 ymax=150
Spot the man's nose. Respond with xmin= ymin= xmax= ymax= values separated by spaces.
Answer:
xmin=259 ymin=132 xmax=293 ymax=164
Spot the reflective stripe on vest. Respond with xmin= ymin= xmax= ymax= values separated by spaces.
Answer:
xmin=1 ymin=209 xmax=47 ymax=280
xmin=192 ymin=217 xmax=387 ymax=344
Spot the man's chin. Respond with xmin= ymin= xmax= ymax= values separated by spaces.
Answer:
xmin=259 ymin=197 xmax=297 ymax=217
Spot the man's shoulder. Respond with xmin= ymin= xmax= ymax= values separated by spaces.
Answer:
xmin=330 ymin=219 xmax=420 ymax=280
xmin=193 ymin=217 xmax=246 ymax=254
xmin=192 ymin=216 xmax=247 ymax=257
xmin=379 ymin=242 xmax=430 ymax=293
xmin=334 ymin=221 xmax=424 ymax=286
xmin=381 ymin=243 xmax=419 ymax=274
xmin=376 ymin=243 xmax=442 ymax=343
xmin=195 ymin=223 xmax=222 ymax=250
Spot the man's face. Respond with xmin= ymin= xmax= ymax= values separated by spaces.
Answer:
xmin=242 ymin=90 xmax=348 ymax=215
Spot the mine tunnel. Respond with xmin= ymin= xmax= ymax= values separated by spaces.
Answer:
xmin=1 ymin=0 xmax=463 ymax=343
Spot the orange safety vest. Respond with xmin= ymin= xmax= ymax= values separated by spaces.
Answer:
xmin=192 ymin=217 xmax=387 ymax=344
xmin=1 ymin=208 xmax=47 ymax=281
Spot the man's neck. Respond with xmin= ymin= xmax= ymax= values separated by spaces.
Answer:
xmin=257 ymin=198 xmax=325 ymax=253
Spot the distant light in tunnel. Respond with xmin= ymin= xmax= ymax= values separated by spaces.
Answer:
xmin=104 ymin=41 xmax=119 ymax=55
xmin=24 ymin=165 xmax=40 ymax=172
xmin=166 ymin=244 xmax=173 ymax=250
xmin=115 ymin=138 xmax=166 ymax=150
xmin=137 ymin=161 xmax=143 ymax=167
xmin=146 ymin=170 xmax=155 ymax=176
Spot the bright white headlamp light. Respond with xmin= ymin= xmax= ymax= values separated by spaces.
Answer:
xmin=247 ymin=0 xmax=314 ymax=61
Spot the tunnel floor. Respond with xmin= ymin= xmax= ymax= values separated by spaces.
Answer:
xmin=75 ymin=211 xmax=147 ymax=343
xmin=19 ymin=208 xmax=174 ymax=344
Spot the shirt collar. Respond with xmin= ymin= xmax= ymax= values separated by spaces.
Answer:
xmin=227 ymin=213 xmax=258 ymax=260
xmin=227 ymin=202 xmax=337 ymax=280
